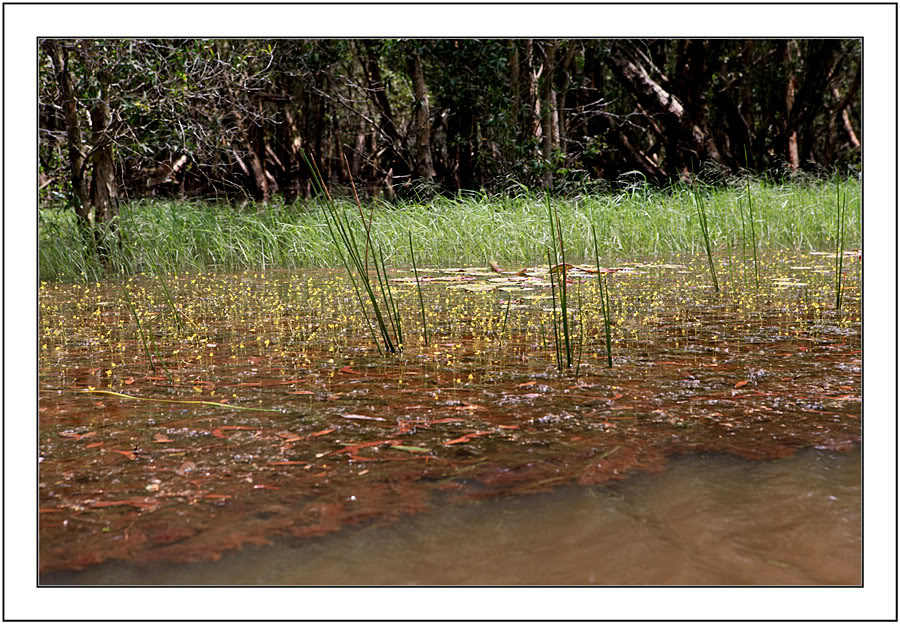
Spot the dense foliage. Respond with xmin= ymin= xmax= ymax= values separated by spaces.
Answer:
xmin=40 ymin=38 xmax=860 ymax=212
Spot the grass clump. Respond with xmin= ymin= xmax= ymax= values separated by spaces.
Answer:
xmin=39 ymin=177 xmax=861 ymax=282
xmin=304 ymin=153 xmax=402 ymax=356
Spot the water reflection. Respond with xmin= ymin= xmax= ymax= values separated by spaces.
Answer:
xmin=43 ymin=446 xmax=860 ymax=586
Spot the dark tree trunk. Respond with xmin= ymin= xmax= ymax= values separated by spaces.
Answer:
xmin=509 ymin=41 xmax=520 ymax=134
xmin=541 ymin=41 xmax=557 ymax=190
xmin=783 ymin=40 xmax=801 ymax=170
xmin=787 ymin=40 xmax=841 ymax=167
xmin=43 ymin=40 xmax=90 ymax=219
xmin=606 ymin=41 xmax=723 ymax=176
xmin=407 ymin=48 xmax=434 ymax=182
xmin=360 ymin=40 xmax=407 ymax=181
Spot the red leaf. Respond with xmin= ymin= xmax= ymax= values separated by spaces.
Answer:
xmin=308 ymin=428 xmax=335 ymax=438
xmin=91 ymin=499 xmax=155 ymax=509
xmin=431 ymin=417 xmax=465 ymax=424
xmin=443 ymin=436 xmax=471 ymax=445
xmin=451 ymin=403 xmax=486 ymax=411
xmin=153 ymin=433 xmax=173 ymax=443
xmin=331 ymin=439 xmax=401 ymax=456
xmin=212 ymin=426 xmax=258 ymax=439
xmin=498 ymin=424 xmax=519 ymax=430
xmin=734 ymin=380 xmax=750 ymax=388
xmin=85 ymin=442 xmax=104 ymax=449
xmin=610 ymin=393 xmax=624 ymax=401
xmin=339 ymin=366 xmax=360 ymax=375
xmin=111 ymin=450 xmax=137 ymax=460
xmin=443 ymin=431 xmax=490 ymax=446
xmin=123 ymin=377 xmax=135 ymax=385
xmin=204 ymin=494 xmax=232 ymax=500
xmin=518 ymin=381 xmax=537 ymax=387
xmin=287 ymin=390 xmax=315 ymax=395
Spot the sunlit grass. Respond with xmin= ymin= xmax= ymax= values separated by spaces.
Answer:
xmin=39 ymin=177 xmax=860 ymax=282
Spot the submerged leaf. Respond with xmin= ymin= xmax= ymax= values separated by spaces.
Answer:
xmin=390 ymin=445 xmax=431 ymax=453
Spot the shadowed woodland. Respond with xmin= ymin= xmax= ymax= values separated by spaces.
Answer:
xmin=40 ymin=39 xmax=860 ymax=222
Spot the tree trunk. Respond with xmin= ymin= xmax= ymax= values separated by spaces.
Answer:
xmin=43 ymin=40 xmax=90 ymax=219
xmin=408 ymin=48 xmax=434 ymax=181
xmin=541 ymin=41 xmax=557 ymax=190
xmin=783 ymin=41 xmax=800 ymax=170
xmin=832 ymin=87 xmax=861 ymax=149
xmin=508 ymin=41 xmax=520 ymax=133
xmin=606 ymin=41 xmax=722 ymax=176
xmin=787 ymin=40 xmax=841 ymax=167
xmin=233 ymin=108 xmax=269 ymax=203
xmin=88 ymin=98 xmax=117 ymax=224
xmin=523 ymin=39 xmax=538 ymax=140
xmin=361 ymin=41 xmax=405 ymax=166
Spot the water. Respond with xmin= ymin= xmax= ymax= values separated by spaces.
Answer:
xmin=39 ymin=254 xmax=861 ymax=582
xmin=43 ymin=446 xmax=860 ymax=586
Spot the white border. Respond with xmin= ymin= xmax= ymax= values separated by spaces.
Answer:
xmin=5 ymin=2 xmax=896 ymax=621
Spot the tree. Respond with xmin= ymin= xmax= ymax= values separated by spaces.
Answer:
xmin=39 ymin=37 xmax=862 ymax=212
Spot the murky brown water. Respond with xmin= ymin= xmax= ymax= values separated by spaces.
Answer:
xmin=38 ymin=251 xmax=861 ymax=581
xmin=42 ymin=446 xmax=860 ymax=585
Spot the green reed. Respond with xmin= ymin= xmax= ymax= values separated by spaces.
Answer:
xmin=546 ymin=195 xmax=573 ymax=369
xmin=120 ymin=282 xmax=155 ymax=374
xmin=547 ymin=248 xmax=563 ymax=370
xmin=745 ymin=180 xmax=760 ymax=289
xmin=692 ymin=185 xmax=719 ymax=292
xmin=303 ymin=152 xmax=401 ymax=355
xmin=835 ymin=184 xmax=847 ymax=310
xmin=409 ymin=230 xmax=429 ymax=347
xmin=591 ymin=224 xmax=613 ymax=368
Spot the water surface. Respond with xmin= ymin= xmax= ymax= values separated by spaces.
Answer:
xmin=43 ymin=446 xmax=860 ymax=586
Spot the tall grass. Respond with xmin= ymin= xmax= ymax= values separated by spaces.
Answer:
xmin=40 ymin=177 xmax=861 ymax=282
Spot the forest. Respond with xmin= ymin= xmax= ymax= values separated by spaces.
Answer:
xmin=40 ymin=38 xmax=861 ymax=225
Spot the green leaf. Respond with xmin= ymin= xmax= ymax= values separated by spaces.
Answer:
xmin=390 ymin=445 xmax=431 ymax=453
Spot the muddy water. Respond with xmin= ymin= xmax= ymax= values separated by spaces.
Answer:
xmin=39 ymin=251 xmax=861 ymax=581
xmin=42 ymin=446 xmax=859 ymax=585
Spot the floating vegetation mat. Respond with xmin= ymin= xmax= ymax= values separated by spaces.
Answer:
xmin=38 ymin=249 xmax=861 ymax=574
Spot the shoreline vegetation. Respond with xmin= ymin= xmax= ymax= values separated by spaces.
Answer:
xmin=39 ymin=176 xmax=860 ymax=282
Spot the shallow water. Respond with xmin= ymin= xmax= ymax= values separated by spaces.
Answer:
xmin=38 ymin=251 xmax=861 ymax=578
xmin=43 ymin=446 xmax=860 ymax=586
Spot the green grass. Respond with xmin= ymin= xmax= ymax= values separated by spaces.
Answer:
xmin=39 ymin=176 xmax=861 ymax=282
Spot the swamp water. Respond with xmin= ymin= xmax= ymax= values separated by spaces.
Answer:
xmin=43 ymin=446 xmax=860 ymax=585
xmin=39 ymin=251 xmax=861 ymax=584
